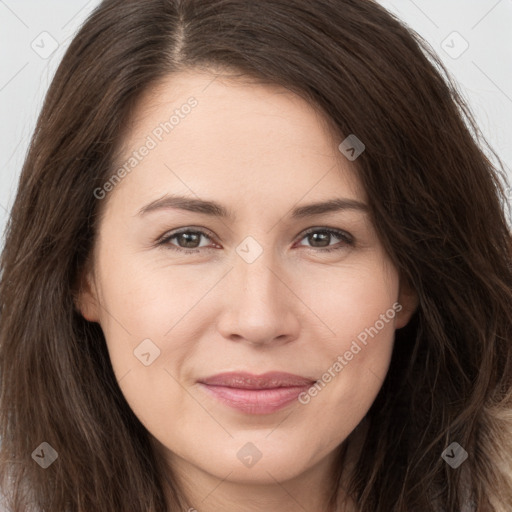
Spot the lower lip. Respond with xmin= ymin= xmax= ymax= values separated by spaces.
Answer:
xmin=199 ymin=383 xmax=312 ymax=414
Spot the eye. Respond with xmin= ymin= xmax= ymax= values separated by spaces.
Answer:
xmin=157 ymin=228 xmax=217 ymax=253
xmin=156 ymin=226 xmax=354 ymax=254
xmin=295 ymin=227 xmax=354 ymax=253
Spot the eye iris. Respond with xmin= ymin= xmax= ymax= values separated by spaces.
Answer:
xmin=309 ymin=232 xmax=330 ymax=247
xmin=178 ymin=232 xmax=201 ymax=248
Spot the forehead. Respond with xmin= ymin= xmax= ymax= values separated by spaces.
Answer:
xmin=106 ymin=69 xmax=366 ymax=214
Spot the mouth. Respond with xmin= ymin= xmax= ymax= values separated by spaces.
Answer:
xmin=197 ymin=371 xmax=316 ymax=415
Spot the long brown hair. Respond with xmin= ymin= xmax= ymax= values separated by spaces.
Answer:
xmin=1 ymin=0 xmax=512 ymax=510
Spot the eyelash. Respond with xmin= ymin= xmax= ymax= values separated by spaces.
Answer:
xmin=156 ymin=227 xmax=354 ymax=254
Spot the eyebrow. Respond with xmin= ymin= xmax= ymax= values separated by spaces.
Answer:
xmin=137 ymin=194 xmax=369 ymax=220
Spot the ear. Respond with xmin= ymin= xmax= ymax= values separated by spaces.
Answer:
xmin=73 ymin=265 xmax=101 ymax=323
xmin=395 ymin=275 xmax=419 ymax=329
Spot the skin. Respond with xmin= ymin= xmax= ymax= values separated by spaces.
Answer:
xmin=77 ymin=69 xmax=418 ymax=512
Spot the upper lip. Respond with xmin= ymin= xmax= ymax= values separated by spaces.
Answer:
xmin=199 ymin=371 xmax=316 ymax=389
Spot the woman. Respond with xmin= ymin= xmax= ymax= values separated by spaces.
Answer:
xmin=1 ymin=0 xmax=511 ymax=511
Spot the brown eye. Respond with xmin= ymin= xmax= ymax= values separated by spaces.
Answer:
xmin=156 ymin=227 xmax=354 ymax=254
xmin=296 ymin=228 xmax=354 ymax=252
xmin=173 ymin=231 xmax=204 ymax=249
xmin=158 ymin=229 xmax=216 ymax=253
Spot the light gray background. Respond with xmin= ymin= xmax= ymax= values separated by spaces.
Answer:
xmin=1 ymin=0 xmax=512 ymax=249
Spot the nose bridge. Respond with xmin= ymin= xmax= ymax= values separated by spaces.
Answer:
xmin=234 ymin=240 xmax=284 ymax=312
xmin=216 ymin=235 xmax=300 ymax=345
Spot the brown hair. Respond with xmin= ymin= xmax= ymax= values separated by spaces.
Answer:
xmin=1 ymin=0 xmax=512 ymax=510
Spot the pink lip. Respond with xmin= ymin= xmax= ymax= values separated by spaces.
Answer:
xmin=198 ymin=371 xmax=316 ymax=415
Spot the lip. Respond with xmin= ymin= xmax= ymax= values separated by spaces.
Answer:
xmin=198 ymin=371 xmax=316 ymax=415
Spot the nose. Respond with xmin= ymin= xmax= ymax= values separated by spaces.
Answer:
xmin=215 ymin=251 xmax=301 ymax=347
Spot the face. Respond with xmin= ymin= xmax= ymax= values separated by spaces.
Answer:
xmin=78 ymin=69 xmax=417 ymax=488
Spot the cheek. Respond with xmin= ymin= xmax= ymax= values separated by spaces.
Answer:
xmin=92 ymin=253 xmax=199 ymax=403
xmin=93 ymin=261 xmax=199 ymax=436
xmin=302 ymin=255 xmax=399 ymax=338
xmin=96 ymin=250 xmax=198 ymax=338
xmin=296 ymin=317 xmax=396 ymax=458
xmin=296 ymin=258 xmax=399 ymax=428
